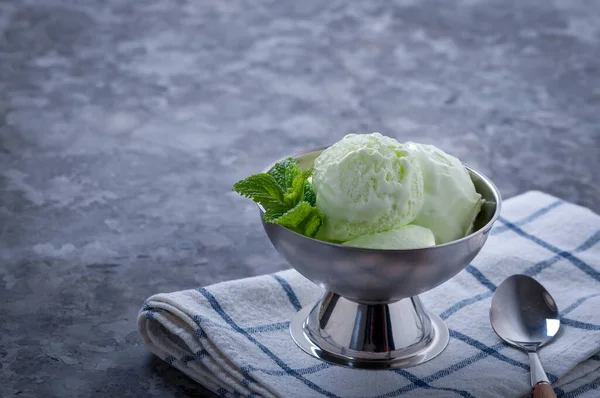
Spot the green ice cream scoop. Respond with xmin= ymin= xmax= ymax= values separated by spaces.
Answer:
xmin=313 ymin=133 xmax=425 ymax=242
xmin=342 ymin=224 xmax=436 ymax=250
xmin=407 ymin=142 xmax=482 ymax=244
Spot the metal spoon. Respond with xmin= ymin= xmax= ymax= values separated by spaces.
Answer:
xmin=490 ymin=274 xmax=560 ymax=398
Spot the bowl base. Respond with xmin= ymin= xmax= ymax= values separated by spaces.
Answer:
xmin=290 ymin=292 xmax=449 ymax=369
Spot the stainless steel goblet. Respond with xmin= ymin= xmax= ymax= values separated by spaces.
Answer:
xmin=260 ymin=148 xmax=502 ymax=369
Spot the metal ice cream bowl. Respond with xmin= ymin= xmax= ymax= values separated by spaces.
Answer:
xmin=259 ymin=147 xmax=502 ymax=369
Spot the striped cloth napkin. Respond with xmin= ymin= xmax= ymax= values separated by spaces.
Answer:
xmin=138 ymin=191 xmax=600 ymax=397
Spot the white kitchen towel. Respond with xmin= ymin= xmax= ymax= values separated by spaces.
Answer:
xmin=138 ymin=191 xmax=600 ymax=398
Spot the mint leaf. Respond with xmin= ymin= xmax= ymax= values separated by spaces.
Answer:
xmin=272 ymin=202 xmax=313 ymax=229
xmin=283 ymin=175 xmax=304 ymax=206
xmin=268 ymin=158 xmax=299 ymax=190
xmin=265 ymin=202 xmax=323 ymax=237
xmin=233 ymin=173 xmax=286 ymax=211
xmin=300 ymin=207 xmax=323 ymax=238
xmin=283 ymin=169 xmax=313 ymax=206
xmin=263 ymin=208 xmax=284 ymax=223
xmin=303 ymin=181 xmax=316 ymax=206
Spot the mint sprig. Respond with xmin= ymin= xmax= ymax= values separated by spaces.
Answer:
xmin=232 ymin=173 xmax=287 ymax=212
xmin=233 ymin=158 xmax=323 ymax=237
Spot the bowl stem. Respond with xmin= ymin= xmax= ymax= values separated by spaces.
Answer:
xmin=290 ymin=292 xmax=449 ymax=369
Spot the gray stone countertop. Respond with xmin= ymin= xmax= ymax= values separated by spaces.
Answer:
xmin=1 ymin=0 xmax=599 ymax=396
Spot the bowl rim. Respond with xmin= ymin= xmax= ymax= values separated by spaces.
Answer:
xmin=258 ymin=145 xmax=503 ymax=253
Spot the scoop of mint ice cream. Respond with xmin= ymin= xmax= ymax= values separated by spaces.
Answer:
xmin=342 ymin=224 xmax=435 ymax=249
xmin=313 ymin=133 xmax=424 ymax=242
xmin=407 ymin=142 xmax=482 ymax=244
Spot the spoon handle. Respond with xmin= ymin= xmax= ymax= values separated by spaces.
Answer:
xmin=533 ymin=382 xmax=557 ymax=398
xmin=529 ymin=352 xmax=556 ymax=398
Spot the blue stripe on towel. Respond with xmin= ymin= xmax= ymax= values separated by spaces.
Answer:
xmin=561 ymin=318 xmax=600 ymax=331
xmin=498 ymin=218 xmax=600 ymax=282
xmin=465 ymin=265 xmax=497 ymax=292
xmin=197 ymin=287 xmax=341 ymax=398
xmin=394 ymin=369 xmax=476 ymax=398
xmin=270 ymin=274 xmax=303 ymax=311
xmin=558 ymin=379 xmax=600 ymax=398
xmin=492 ymin=200 xmax=564 ymax=235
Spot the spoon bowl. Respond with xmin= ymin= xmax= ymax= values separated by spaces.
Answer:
xmin=490 ymin=274 xmax=560 ymax=397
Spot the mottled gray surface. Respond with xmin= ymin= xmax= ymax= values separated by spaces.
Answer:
xmin=1 ymin=0 xmax=599 ymax=396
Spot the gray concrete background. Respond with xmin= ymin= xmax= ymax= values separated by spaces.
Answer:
xmin=1 ymin=0 xmax=599 ymax=396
